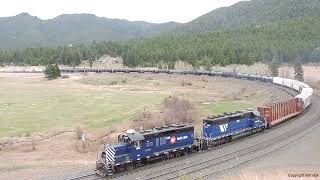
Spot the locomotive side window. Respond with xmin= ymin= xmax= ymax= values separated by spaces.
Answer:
xmin=134 ymin=141 xmax=141 ymax=149
xmin=160 ymin=137 xmax=166 ymax=145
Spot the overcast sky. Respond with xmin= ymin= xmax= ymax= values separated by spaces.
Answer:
xmin=1 ymin=0 xmax=242 ymax=23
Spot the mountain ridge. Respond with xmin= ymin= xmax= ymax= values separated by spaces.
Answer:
xmin=0 ymin=12 xmax=181 ymax=48
xmin=1 ymin=0 xmax=320 ymax=48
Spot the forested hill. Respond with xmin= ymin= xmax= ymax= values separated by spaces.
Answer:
xmin=1 ymin=16 xmax=320 ymax=67
xmin=1 ymin=0 xmax=320 ymax=48
xmin=1 ymin=0 xmax=320 ymax=67
xmin=121 ymin=16 xmax=320 ymax=68
xmin=175 ymin=0 xmax=320 ymax=33
xmin=0 ymin=13 xmax=180 ymax=48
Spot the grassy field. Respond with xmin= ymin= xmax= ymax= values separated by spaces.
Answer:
xmin=200 ymin=101 xmax=252 ymax=116
xmin=0 ymin=73 xmax=273 ymax=138
xmin=0 ymin=74 xmax=166 ymax=137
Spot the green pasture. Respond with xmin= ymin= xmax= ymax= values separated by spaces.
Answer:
xmin=200 ymin=101 xmax=252 ymax=116
xmin=0 ymin=77 xmax=165 ymax=137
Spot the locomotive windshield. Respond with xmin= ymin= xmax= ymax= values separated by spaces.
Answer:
xmin=118 ymin=134 xmax=131 ymax=143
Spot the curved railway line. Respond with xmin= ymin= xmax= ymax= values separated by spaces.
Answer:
xmin=67 ymin=94 xmax=320 ymax=180
xmin=0 ymin=68 xmax=318 ymax=179
xmin=128 ymin=96 xmax=320 ymax=180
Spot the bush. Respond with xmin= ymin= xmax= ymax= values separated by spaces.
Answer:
xmin=109 ymin=81 xmax=118 ymax=85
xmin=61 ymin=75 xmax=70 ymax=79
xmin=181 ymin=81 xmax=192 ymax=86
xmin=75 ymin=127 xmax=84 ymax=140
xmin=294 ymin=62 xmax=304 ymax=81
xmin=121 ymin=77 xmax=127 ymax=83
xmin=131 ymin=96 xmax=197 ymax=130
xmin=44 ymin=64 xmax=61 ymax=80
xmin=162 ymin=96 xmax=196 ymax=125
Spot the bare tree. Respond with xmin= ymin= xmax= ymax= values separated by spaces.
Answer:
xmin=162 ymin=96 xmax=197 ymax=125
xmin=131 ymin=96 xmax=197 ymax=130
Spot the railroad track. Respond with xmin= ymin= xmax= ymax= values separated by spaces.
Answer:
xmin=114 ymin=94 xmax=320 ymax=180
xmin=67 ymin=171 xmax=102 ymax=180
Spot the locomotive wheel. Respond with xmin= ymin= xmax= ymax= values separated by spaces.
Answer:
xmin=175 ymin=152 xmax=180 ymax=158
xmin=169 ymin=153 xmax=174 ymax=159
xmin=126 ymin=163 xmax=133 ymax=171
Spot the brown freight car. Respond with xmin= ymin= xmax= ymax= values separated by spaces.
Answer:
xmin=258 ymin=98 xmax=304 ymax=127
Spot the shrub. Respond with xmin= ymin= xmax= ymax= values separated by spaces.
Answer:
xmin=109 ymin=81 xmax=118 ymax=85
xmin=131 ymin=96 xmax=197 ymax=129
xmin=294 ymin=62 xmax=304 ymax=82
xmin=75 ymin=127 xmax=84 ymax=140
xmin=162 ymin=96 xmax=196 ymax=125
xmin=44 ymin=64 xmax=61 ymax=80
xmin=32 ymin=142 xmax=36 ymax=151
xmin=182 ymin=81 xmax=192 ymax=86
xmin=121 ymin=77 xmax=127 ymax=83
xmin=61 ymin=75 xmax=70 ymax=79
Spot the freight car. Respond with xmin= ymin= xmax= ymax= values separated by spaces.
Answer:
xmin=258 ymin=98 xmax=304 ymax=127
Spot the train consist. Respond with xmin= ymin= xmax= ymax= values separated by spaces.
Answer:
xmin=94 ymin=69 xmax=313 ymax=177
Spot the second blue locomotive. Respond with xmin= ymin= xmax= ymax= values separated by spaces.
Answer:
xmin=202 ymin=109 xmax=266 ymax=148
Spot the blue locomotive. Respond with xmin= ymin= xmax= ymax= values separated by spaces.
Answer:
xmin=96 ymin=110 xmax=266 ymax=176
xmin=96 ymin=124 xmax=196 ymax=176
xmin=202 ymin=110 xmax=266 ymax=148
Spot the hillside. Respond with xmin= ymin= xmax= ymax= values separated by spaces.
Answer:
xmin=0 ymin=13 xmax=180 ymax=48
xmin=1 ymin=0 xmax=320 ymax=48
xmin=1 ymin=0 xmax=320 ymax=67
xmin=120 ymin=16 xmax=320 ymax=68
xmin=1 ymin=16 xmax=320 ymax=67
xmin=176 ymin=0 xmax=320 ymax=33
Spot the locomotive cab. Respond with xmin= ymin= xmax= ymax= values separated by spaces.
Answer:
xmin=107 ymin=130 xmax=145 ymax=166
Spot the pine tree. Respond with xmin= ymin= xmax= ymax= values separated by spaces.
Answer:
xmin=44 ymin=64 xmax=61 ymax=80
xmin=269 ymin=55 xmax=280 ymax=76
xmin=294 ymin=62 xmax=304 ymax=82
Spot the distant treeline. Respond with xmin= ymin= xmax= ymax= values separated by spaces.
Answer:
xmin=0 ymin=41 xmax=125 ymax=66
xmin=1 ymin=16 xmax=320 ymax=68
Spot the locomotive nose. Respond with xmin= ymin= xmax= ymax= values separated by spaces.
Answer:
xmin=105 ymin=145 xmax=116 ymax=164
